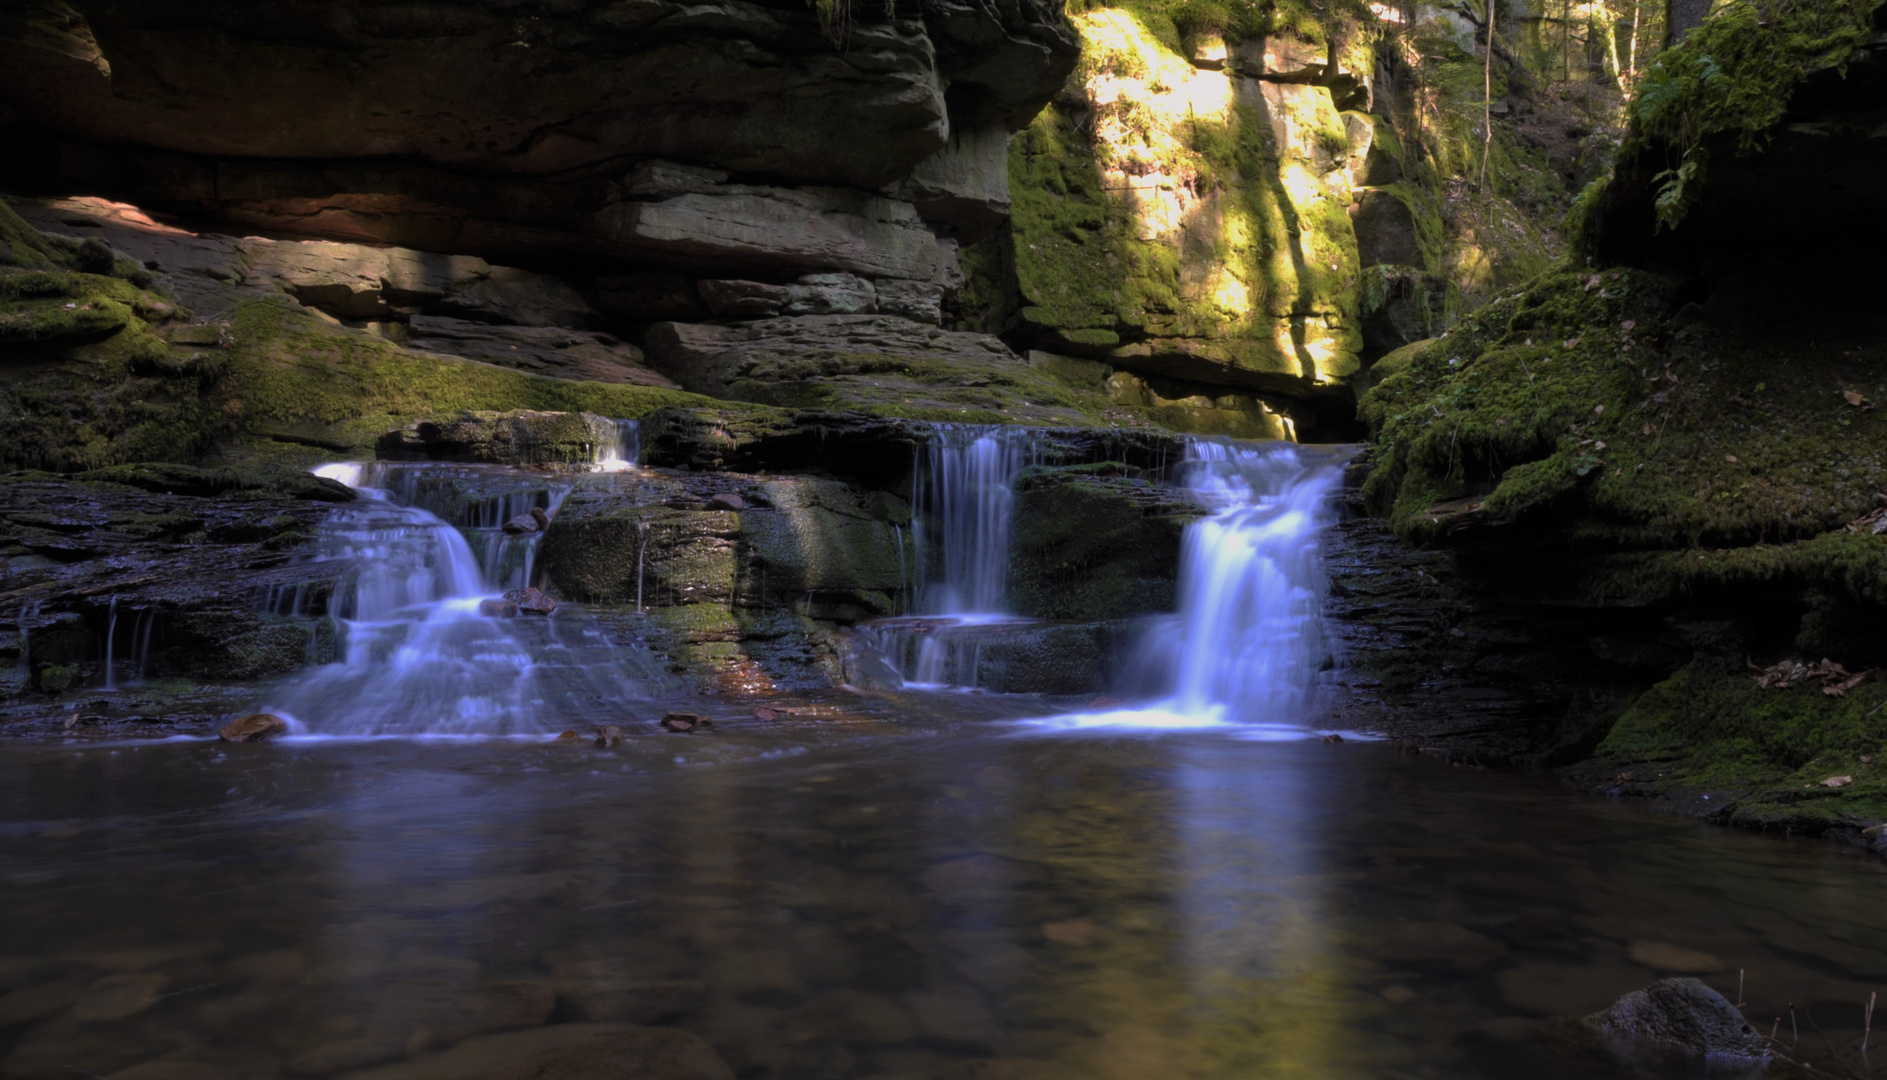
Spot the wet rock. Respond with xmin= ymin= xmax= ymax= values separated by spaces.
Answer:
xmin=752 ymin=708 xmax=781 ymax=722
xmin=0 ymin=974 xmax=90 ymax=1027
xmin=73 ymin=973 xmax=171 ymax=1021
xmin=291 ymin=980 xmax=555 ymax=1074
xmin=1323 ymin=733 xmax=1345 ymax=743
xmin=502 ymin=588 xmax=556 ymax=615
xmin=1583 ymin=977 xmax=1769 ymax=1073
xmin=1008 ymin=466 xmax=1202 ymax=621
xmin=707 ymin=493 xmax=746 ymax=512
xmin=336 ymin=1022 xmax=734 ymax=1080
xmin=378 ymin=411 xmax=611 ymax=467
xmin=794 ymin=989 xmax=917 ymax=1045
xmin=660 ymin=713 xmax=712 ymax=733
xmin=218 ymin=713 xmax=287 ymax=743
xmin=554 ymin=978 xmax=706 ymax=1023
xmin=554 ymin=731 xmax=583 ymax=743
xmin=904 ymin=987 xmax=1001 ymax=1048
xmin=478 ymin=600 xmax=518 ymax=619
xmin=105 ymin=1062 xmax=242 ymax=1080
xmin=500 ymin=515 xmax=540 ymax=535
xmin=594 ymin=725 xmax=624 ymax=749
xmin=530 ymin=507 xmax=551 ymax=529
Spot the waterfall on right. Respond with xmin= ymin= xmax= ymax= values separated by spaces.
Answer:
xmin=1025 ymin=439 xmax=1345 ymax=734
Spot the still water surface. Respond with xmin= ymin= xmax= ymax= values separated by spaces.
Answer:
xmin=1 ymin=723 xmax=1882 ymax=1080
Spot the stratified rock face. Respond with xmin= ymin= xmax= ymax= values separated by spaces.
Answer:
xmin=0 ymin=0 xmax=1077 ymax=251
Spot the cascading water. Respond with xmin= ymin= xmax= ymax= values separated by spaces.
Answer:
xmin=911 ymin=425 xmax=1033 ymax=616
xmin=260 ymin=448 xmax=658 ymax=737
xmin=1024 ymin=439 xmax=1344 ymax=734
xmin=859 ymin=427 xmax=1035 ymax=687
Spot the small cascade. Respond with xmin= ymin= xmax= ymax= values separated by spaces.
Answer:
xmin=263 ymin=464 xmax=657 ymax=736
xmin=912 ymin=425 xmax=1034 ymax=616
xmin=1023 ymin=439 xmax=1345 ymax=734
xmin=102 ymin=596 xmax=118 ymax=691
xmin=594 ymin=418 xmax=639 ymax=473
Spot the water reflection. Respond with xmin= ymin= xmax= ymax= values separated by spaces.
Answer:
xmin=0 ymin=733 xmax=1881 ymax=1080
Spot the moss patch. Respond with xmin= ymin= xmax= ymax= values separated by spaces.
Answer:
xmin=224 ymin=297 xmax=721 ymax=454
xmin=1591 ymin=657 xmax=1887 ymax=832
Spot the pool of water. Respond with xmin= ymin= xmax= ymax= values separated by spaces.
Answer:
xmin=0 ymin=722 xmax=1882 ymax=1080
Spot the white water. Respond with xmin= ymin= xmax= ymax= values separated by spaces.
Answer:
xmin=912 ymin=426 xmax=1033 ymax=616
xmin=266 ymin=459 xmax=656 ymax=736
xmin=1020 ymin=439 xmax=1345 ymax=736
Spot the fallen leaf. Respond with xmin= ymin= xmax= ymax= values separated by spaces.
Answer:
xmin=1621 ymin=319 xmax=1637 ymax=331
xmin=1822 ymin=776 xmax=1854 ymax=788
xmin=1594 ymin=441 xmax=1607 ymax=451
xmin=1564 ymin=337 xmax=1583 ymax=348
xmin=1643 ymin=422 xmax=1654 ymax=436
xmin=1844 ymin=389 xmax=1867 ymax=407
xmin=1725 ymin=455 xmax=1738 ymax=463
xmin=1594 ymin=405 xmax=1606 ymax=415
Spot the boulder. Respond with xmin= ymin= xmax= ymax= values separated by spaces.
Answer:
xmin=503 ymin=588 xmax=557 ymax=615
xmin=1582 ymin=977 xmax=1769 ymax=1073
xmin=501 ymin=515 xmax=540 ymax=535
xmin=336 ymin=1022 xmax=734 ymax=1080
xmin=218 ymin=713 xmax=287 ymax=742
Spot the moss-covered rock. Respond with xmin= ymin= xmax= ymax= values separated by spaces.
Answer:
xmin=222 ymin=297 xmax=720 ymax=456
xmin=1008 ymin=14 xmax=1365 ymax=401
xmin=1584 ymin=657 xmax=1887 ymax=834
xmin=1009 ymin=463 xmax=1205 ymax=620
xmin=377 ymin=410 xmax=620 ymax=466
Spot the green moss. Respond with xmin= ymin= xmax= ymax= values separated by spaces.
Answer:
xmin=1593 ymin=657 xmax=1887 ymax=830
xmin=1359 ymin=268 xmax=1673 ymax=541
xmin=1623 ymin=0 xmax=1880 ymax=229
xmin=224 ymin=297 xmax=724 ymax=453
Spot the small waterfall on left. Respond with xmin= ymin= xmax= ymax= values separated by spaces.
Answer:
xmin=260 ymin=446 xmax=656 ymax=737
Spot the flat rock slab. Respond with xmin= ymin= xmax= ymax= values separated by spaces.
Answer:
xmin=338 ymin=1022 xmax=734 ymax=1080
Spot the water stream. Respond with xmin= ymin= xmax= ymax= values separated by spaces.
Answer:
xmin=257 ymin=426 xmax=656 ymax=737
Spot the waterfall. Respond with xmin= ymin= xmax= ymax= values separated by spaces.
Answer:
xmin=594 ymin=418 xmax=639 ymax=473
xmin=1023 ymin=439 xmax=1344 ymax=734
xmin=912 ymin=425 xmax=1033 ymax=616
xmin=261 ymin=465 xmax=656 ymax=737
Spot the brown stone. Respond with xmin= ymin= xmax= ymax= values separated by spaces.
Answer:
xmin=554 ymin=731 xmax=583 ymax=743
xmin=73 ymin=974 xmax=171 ymax=1021
xmin=530 ymin=506 xmax=551 ymax=528
xmin=218 ymin=713 xmax=287 ymax=742
xmin=707 ymin=492 xmax=747 ymax=511
xmin=503 ymin=587 xmax=557 ymax=615
xmin=659 ymin=713 xmax=712 ymax=733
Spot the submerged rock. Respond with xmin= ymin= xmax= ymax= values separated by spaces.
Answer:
xmin=335 ymin=1023 xmax=733 ymax=1080
xmin=1582 ymin=977 xmax=1769 ymax=1074
xmin=217 ymin=714 xmax=287 ymax=743
xmin=659 ymin=713 xmax=711 ymax=733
